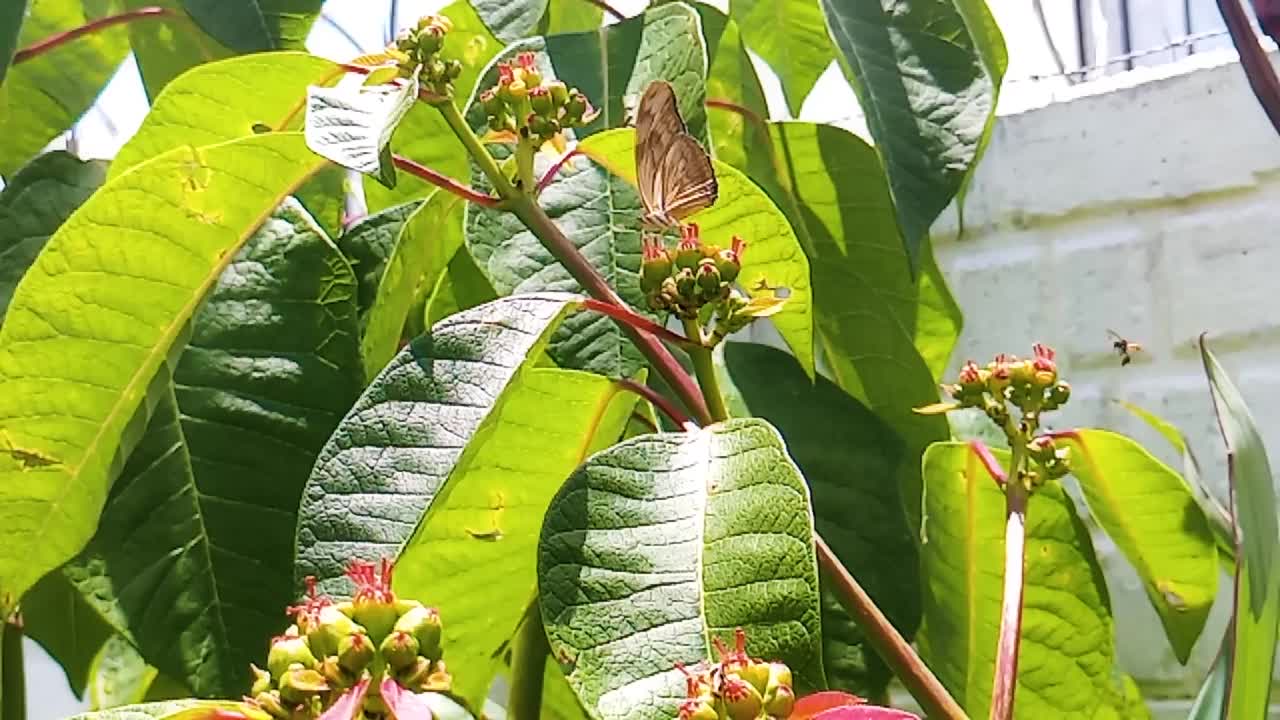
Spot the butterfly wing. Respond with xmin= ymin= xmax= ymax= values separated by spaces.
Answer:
xmin=657 ymin=134 xmax=718 ymax=221
xmin=635 ymin=81 xmax=689 ymax=221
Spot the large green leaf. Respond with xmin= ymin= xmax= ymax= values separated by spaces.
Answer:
xmin=293 ymin=293 xmax=593 ymax=594
xmin=1202 ymin=342 xmax=1280 ymax=718
xmin=393 ymin=368 xmax=637 ymax=707
xmin=111 ymin=52 xmax=343 ymax=179
xmin=180 ymin=0 xmax=321 ymax=52
xmin=25 ymin=200 xmax=363 ymax=697
xmin=0 ymin=133 xmax=327 ymax=605
xmin=541 ymin=0 xmax=603 ymax=35
xmin=918 ymin=442 xmax=1139 ymax=719
xmin=730 ymin=0 xmax=833 ymax=116
xmin=0 ymin=0 xmax=28 ymax=88
xmin=0 ymin=151 xmax=107 ymax=325
xmin=0 ymin=0 xmax=130 ymax=175
xmin=1054 ymin=429 xmax=1217 ymax=663
xmin=122 ymin=0 xmax=235 ymax=99
xmin=717 ymin=341 xmax=915 ymax=698
xmin=22 ymin=569 xmax=117 ymax=697
xmin=538 ymin=417 xmax=826 ymax=720
xmin=818 ymin=0 xmax=1005 ymax=268
xmin=364 ymin=0 xmax=500 ymax=211
xmin=424 ymin=245 xmax=498 ymax=329
xmin=338 ymin=199 xmax=423 ymax=321
xmin=574 ymin=129 xmax=815 ymax=378
xmin=359 ymin=191 xmax=465 ymax=381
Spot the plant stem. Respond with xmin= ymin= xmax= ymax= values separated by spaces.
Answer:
xmin=1 ymin=619 xmax=23 ymax=720
xmin=437 ymin=101 xmax=520 ymax=199
xmin=814 ymin=536 xmax=968 ymax=720
xmin=989 ymin=442 xmax=1028 ymax=720
xmin=13 ymin=7 xmax=174 ymax=65
xmin=681 ymin=319 xmax=729 ymax=423
xmin=1216 ymin=0 xmax=1280 ymax=136
xmin=617 ymin=378 xmax=694 ymax=431
xmin=510 ymin=603 xmax=549 ymax=720
xmin=392 ymin=154 xmax=501 ymax=207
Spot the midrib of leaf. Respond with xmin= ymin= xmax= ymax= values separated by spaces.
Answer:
xmin=573 ymin=379 xmax=625 ymax=463
xmin=962 ymin=447 xmax=982 ymax=708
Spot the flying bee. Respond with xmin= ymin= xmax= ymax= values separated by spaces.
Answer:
xmin=1107 ymin=329 xmax=1143 ymax=366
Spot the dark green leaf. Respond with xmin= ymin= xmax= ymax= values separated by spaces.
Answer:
xmin=717 ymin=341 xmax=915 ymax=697
xmin=0 ymin=133 xmax=327 ymax=627
xmin=294 ymin=293 xmax=591 ymax=595
xmin=1056 ymin=429 xmax=1218 ymax=663
xmin=0 ymin=151 xmax=107 ymax=326
xmin=0 ymin=0 xmax=130 ymax=175
xmin=472 ymin=0 xmax=546 ymax=42
xmin=538 ymin=418 xmax=826 ymax=719
xmin=393 ymin=368 xmax=637 ymax=706
xmin=730 ymin=0 xmax=833 ymax=115
xmin=918 ymin=442 xmax=1140 ymax=718
xmin=180 ymin=0 xmax=321 ymax=52
xmin=0 ymin=0 xmax=29 ymax=87
xmin=338 ymin=199 xmax=424 ymax=324
xmin=22 ymin=571 xmax=117 ymax=697
xmin=818 ymin=0 xmax=1005 ymax=268
xmin=424 ymin=244 xmax=498 ymax=328
xmin=541 ymin=0 xmax=603 ymax=35
xmin=123 ymin=0 xmax=235 ymax=99
xmin=87 ymin=635 xmax=162 ymax=709
xmin=1202 ymin=341 xmax=1280 ymax=717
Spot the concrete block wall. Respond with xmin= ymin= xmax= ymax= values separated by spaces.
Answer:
xmin=931 ymin=50 xmax=1280 ymax=714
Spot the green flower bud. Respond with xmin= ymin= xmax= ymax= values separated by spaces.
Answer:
xmin=738 ymin=661 xmax=771 ymax=696
xmin=446 ymin=59 xmax=462 ymax=80
xmin=675 ymin=268 xmax=697 ymax=298
xmin=249 ymin=665 xmax=272 ymax=696
xmin=317 ymin=656 xmax=350 ymax=688
xmin=762 ymin=683 xmax=795 ymax=718
xmin=307 ymin=604 xmax=358 ymax=658
xmin=505 ymin=79 xmax=528 ymax=100
xmin=548 ymin=81 xmax=570 ymax=106
xmin=714 ymin=249 xmax=740 ymax=283
xmin=277 ymin=667 xmax=329 ymax=706
xmin=481 ymin=88 xmax=505 ymax=117
xmin=564 ymin=93 xmax=587 ymax=122
xmin=380 ymin=630 xmax=420 ymax=671
xmin=338 ymin=631 xmax=375 ymax=674
xmin=1048 ymin=381 xmax=1070 ymax=406
xmin=696 ymin=260 xmax=721 ymax=293
xmin=253 ymin=691 xmax=289 ymax=720
xmin=641 ymin=238 xmax=674 ymax=294
xmin=721 ymin=676 xmax=763 ymax=720
xmin=267 ymin=634 xmax=317 ymax=679
xmin=678 ymin=698 xmax=719 ymax=720
xmin=528 ymin=87 xmax=553 ymax=114
xmin=394 ymin=605 xmax=443 ymax=663
xmin=765 ymin=662 xmax=792 ymax=694
xmin=540 ymin=118 xmax=561 ymax=140
xmin=418 ymin=27 xmax=444 ymax=55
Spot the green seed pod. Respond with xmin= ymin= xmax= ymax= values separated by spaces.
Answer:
xmin=548 ymin=81 xmax=570 ymax=106
xmin=380 ymin=630 xmax=420 ymax=671
xmin=680 ymin=700 xmax=719 ymax=720
xmin=1048 ymin=381 xmax=1070 ymax=406
xmin=267 ymin=634 xmax=317 ymax=679
xmin=249 ymin=664 xmax=272 ymax=696
xmin=696 ymin=260 xmax=721 ymax=293
xmin=739 ymin=661 xmax=770 ymax=696
xmin=540 ymin=118 xmax=561 ymax=140
xmin=675 ymin=268 xmax=697 ymax=298
xmin=307 ymin=604 xmax=359 ymax=658
xmin=714 ymin=248 xmax=741 ymax=283
xmin=277 ymin=667 xmax=329 ymax=706
xmin=721 ymin=676 xmax=763 ymax=720
xmin=338 ymin=631 xmax=375 ymax=674
xmin=762 ymin=684 xmax=795 ymax=719
xmin=675 ymin=245 xmax=701 ymax=272
xmin=394 ymin=605 xmax=443 ymax=663
xmin=447 ymin=59 xmax=463 ymax=80
xmin=529 ymin=87 xmax=553 ymax=116
xmin=352 ymin=603 xmax=399 ymax=646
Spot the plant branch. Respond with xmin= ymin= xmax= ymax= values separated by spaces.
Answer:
xmin=814 ymin=537 xmax=968 ymax=720
xmin=536 ymin=148 xmax=581 ymax=193
xmin=509 ymin=603 xmax=549 ymax=720
xmin=392 ymin=155 xmax=502 ymax=207
xmin=1216 ymin=0 xmax=1280 ymax=136
xmin=990 ymin=442 xmax=1028 ymax=720
xmin=618 ymin=378 xmax=695 ymax=431
xmin=436 ymin=101 xmax=520 ymax=199
xmin=13 ymin=7 xmax=175 ymax=65
xmin=681 ymin=319 xmax=729 ymax=423
xmin=583 ymin=299 xmax=698 ymax=350
xmin=1 ymin=618 xmax=23 ymax=720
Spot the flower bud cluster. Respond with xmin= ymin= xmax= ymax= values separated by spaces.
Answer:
xmin=248 ymin=559 xmax=448 ymax=720
xmin=940 ymin=343 xmax=1071 ymax=426
xmin=387 ymin=15 xmax=462 ymax=97
xmin=642 ymin=224 xmax=744 ymax=319
xmin=479 ymin=52 xmax=598 ymax=142
xmin=1026 ymin=435 xmax=1071 ymax=484
xmin=676 ymin=629 xmax=795 ymax=720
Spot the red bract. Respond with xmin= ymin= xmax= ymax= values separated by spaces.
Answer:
xmin=791 ymin=691 xmax=866 ymax=718
xmin=347 ymin=558 xmax=395 ymax=604
xmin=380 ymin=676 xmax=435 ymax=720
xmin=791 ymin=691 xmax=922 ymax=720
xmin=316 ymin=678 xmax=371 ymax=720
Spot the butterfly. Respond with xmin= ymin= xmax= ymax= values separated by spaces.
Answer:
xmin=634 ymin=80 xmax=718 ymax=230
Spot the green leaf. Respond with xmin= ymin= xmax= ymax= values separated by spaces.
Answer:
xmin=0 ymin=0 xmax=28 ymax=87
xmin=918 ymin=442 xmax=1137 ymax=718
xmin=0 ymin=132 xmax=327 ymax=605
xmin=575 ymin=128 xmax=815 ymax=378
xmin=1202 ymin=341 xmax=1280 ymax=718
xmin=111 ymin=52 xmax=343 ymax=180
xmin=541 ymin=0 xmax=603 ymax=35
xmin=424 ymin=245 xmax=498 ymax=328
xmin=67 ymin=700 xmax=248 ymax=720
xmin=180 ymin=0 xmax=322 ymax=52
xmin=818 ymin=0 xmax=1005 ymax=268
xmin=716 ymin=341 xmax=916 ymax=697
xmin=26 ymin=201 xmax=363 ymax=697
xmin=471 ymin=0 xmax=546 ymax=42
xmin=354 ymin=192 xmax=465 ymax=381
xmin=1188 ymin=645 xmax=1229 ymax=720
xmin=122 ymin=0 xmax=235 ymax=99
xmin=22 ymin=571 xmax=116 ymax=697
xmin=1054 ymin=429 xmax=1218 ymax=663
xmin=305 ymin=73 xmax=418 ymax=188
xmin=87 ymin=636 xmax=162 ymax=709
xmin=294 ymin=292 xmax=592 ymax=594
xmin=0 ymin=151 xmax=108 ymax=326
xmin=538 ymin=417 xmax=826 ymax=719
xmin=364 ymin=0 xmax=499 ymax=211
xmin=0 ymin=0 xmax=130 ymax=175
xmin=730 ymin=0 xmax=833 ymax=116
xmin=338 ymin=199 xmax=423 ymax=321
xmin=393 ymin=368 xmax=637 ymax=707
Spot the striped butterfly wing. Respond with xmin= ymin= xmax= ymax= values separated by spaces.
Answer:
xmin=635 ymin=80 xmax=716 ymax=227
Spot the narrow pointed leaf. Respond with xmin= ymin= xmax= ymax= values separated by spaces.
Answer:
xmin=306 ymin=74 xmax=418 ymax=187
xmin=918 ymin=442 xmax=1137 ymax=718
xmin=1187 ymin=643 xmax=1229 ymax=720
xmin=818 ymin=0 xmax=1005 ymax=267
xmin=717 ymin=341 xmax=915 ymax=697
xmin=294 ymin=293 xmax=592 ymax=594
xmin=1054 ymin=429 xmax=1218 ymax=662
xmin=538 ymin=417 xmax=825 ymax=720
xmin=0 ymin=151 xmax=107 ymax=326
xmin=0 ymin=1 xmax=130 ymax=175
xmin=730 ymin=0 xmax=833 ymax=115
xmin=112 ymin=53 xmax=344 ymax=180
xmin=576 ymin=129 xmax=815 ymax=378
xmin=0 ymin=133 xmax=327 ymax=605
xmin=1202 ymin=341 xmax=1280 ymax=718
